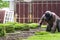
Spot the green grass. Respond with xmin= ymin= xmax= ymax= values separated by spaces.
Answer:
xmin=41 ymin=25 xmax=47 ymax=28
xmin=23 ymin=31 xmax=60 ymax=40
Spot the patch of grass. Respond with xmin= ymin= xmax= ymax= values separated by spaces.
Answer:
xmin=35 ymin=31 xmax=49 ymax=35
xmin=28 ymin=23 xmax=39 ymax=29
xmin=5 ymin=24 xmax=15 ymax=33
xmin=23 ymin=31 xmax=60 ymax=40
xmin=41 ymin=25 xmax=47 ymax=28
xmin=14 ymin=23 xmax=30 ymax=31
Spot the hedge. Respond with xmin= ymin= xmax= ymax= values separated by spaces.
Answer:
xmin=14 ymin=23 xmax=30 ymax=31
xmin=28 ymin=23 xmax=39 ymax=29
xmin=0 ymin=22 xmax=46 ymax=37
xmin=0 ymin=24 xmax=6 ymax=37
xmin=5 ymin=24 xmax=15 ymax=33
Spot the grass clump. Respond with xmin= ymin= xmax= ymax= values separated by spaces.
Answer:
xmin=23 ymin=31 xmax=60 ymax=40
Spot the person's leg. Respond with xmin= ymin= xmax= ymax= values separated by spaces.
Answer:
xmin=46 ymin=24 xmax=52 ymax=32
xmin=57 ymin=19 xmax=60 ymax=32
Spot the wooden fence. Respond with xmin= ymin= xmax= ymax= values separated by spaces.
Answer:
xmin=16 ymin=1 xmax=60 ymax=23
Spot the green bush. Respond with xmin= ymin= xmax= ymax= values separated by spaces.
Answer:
xmin=0 ymin=24 xmax=6 ymax=37
xmin=14 ymin=23 xmax=30 ymax=31
xmin=21 ymin=23 xmax=30 ymax=31
xmin=14 ymin=23 xmax=23 ymax=30
xmin=0 ymin=0 xmax=9 ymax=8
xmin=28 ymin=23 xmax=39 ymax=29
xmin=5 ymin=24 xmax=15 ymax=33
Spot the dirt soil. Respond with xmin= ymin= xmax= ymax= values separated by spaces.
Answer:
xmin=0 ymin=28 xmax=46 ymax=40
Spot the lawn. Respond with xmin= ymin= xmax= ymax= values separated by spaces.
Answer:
xmin=23 ymin=31 xmax=60 ymax=40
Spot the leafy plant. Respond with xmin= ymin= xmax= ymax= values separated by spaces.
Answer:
xmin=14 ymin=23 xmax=23 ymax=30
xmin=0 ymin=0 xmax=9 ymax=8
xmin=5 ymin=24 xmax=15 ymax=33
xmin=28 ymin=23 xmax=39 ymax=29
xmin=0 ymin=24 xmax=6 ymax=37
xmin=21 ymin=23 xmax=30 ymax=31
xmin=14 ymin=23 xmax=30 ymax=31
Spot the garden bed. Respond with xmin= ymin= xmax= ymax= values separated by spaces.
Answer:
xmin=0 ymin=28 xmax=45 ymax=40
xmin=0 ymin=22 xmax=46 ymax=40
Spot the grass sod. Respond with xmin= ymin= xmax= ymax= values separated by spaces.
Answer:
xmin=41 ymin=25 xmax=47 ymax=28
xmin=23 ymin=24 xmax=60 ymax=40
xmin=23 ymin=31 xmax=60 ymax=40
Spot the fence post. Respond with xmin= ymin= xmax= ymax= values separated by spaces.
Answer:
xmin=14 ymin=13 xmax=17 ymax=22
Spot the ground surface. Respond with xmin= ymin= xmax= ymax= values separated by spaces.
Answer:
xmin=23 ymin=32 xmax=60 ymax=40
xmin=7 ymin=27 xmax=44 ymax=40
xmin=1 ymin=25 xmax=60 ymax=40
xmin=0 ymin=27 xmax=45 ymax=40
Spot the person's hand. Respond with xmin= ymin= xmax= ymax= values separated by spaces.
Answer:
xmin=37 ymin=23 xmax=41 ymax=29
xmin=37 ymin=23 xmax=40 ymax=27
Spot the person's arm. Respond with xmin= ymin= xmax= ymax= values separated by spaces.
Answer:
xmin=38 ymin=14 xmax=45 ymax=27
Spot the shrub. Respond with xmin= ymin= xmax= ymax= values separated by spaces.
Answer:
xmin=21 ymin=23 xmax=30 ymax=31
xmin=14 ymin=23 xmax=30 ymax=31
xmin=14 ymin=23 xmax=23 ymax=30
xmin=28 ymin=23 xmax=39 ymax=29
xmin=0 ymin=24 xmax=6 ymax=37
xmin=5 ymin=24 xmax=15 ymax=33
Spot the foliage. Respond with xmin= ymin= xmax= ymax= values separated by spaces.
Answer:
xmin=0 ymin=0 xmax=9 ymax=8
xmin=14 ymin=23 xmax=30 ymax=31
xmin=0 ymin=24 xmax=6 ymax=37
xmin=28 ymin=23 xmax=39 ymax=29
xmin=21 ymin=23 xmax=30 ymax=31
xmin=5 ymin=24 xmax=15 ymax=33
xmin=14 ymin=23 xmax=23 ymax=30
xmin=0 ymin=22 xmax=47 ymax=37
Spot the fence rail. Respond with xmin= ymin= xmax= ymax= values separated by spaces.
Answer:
xmin=16 ymin=1 xmax=60 ymax=23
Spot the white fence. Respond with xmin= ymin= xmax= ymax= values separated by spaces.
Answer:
xmin=3 ymin=10 xmax=14 ymax=23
